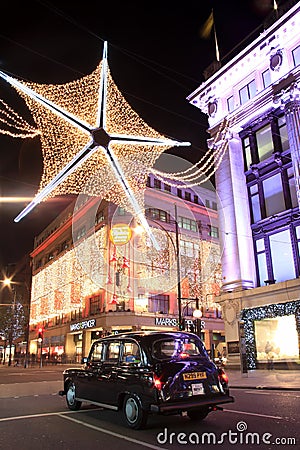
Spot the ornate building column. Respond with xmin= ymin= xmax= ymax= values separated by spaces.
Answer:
xmin=274 ymin=82 xmax=300 ymax=208
xmin=213 ymin=129 xmax=256 ymax=292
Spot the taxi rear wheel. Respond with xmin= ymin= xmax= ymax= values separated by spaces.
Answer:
xmin=187 ymin=407 xmax=209 ymax=421
xmin=66 ymin=382 xmax=82 ymax=411
xmin=123 ymin=394 xmax=148 ymax=429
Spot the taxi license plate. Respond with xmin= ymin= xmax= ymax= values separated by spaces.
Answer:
xmin=183 ymin=372 xmax=207 ymax=381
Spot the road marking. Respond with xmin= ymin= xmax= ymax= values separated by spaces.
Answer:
xmin=223 ymin=408 xmax=284 ymax=420
xmin=243 ymin=390 xmax=300 ymax=397
xmin=0 ymin=409 xmax=99 ymax=422
xmin=58 ymin=414 xmax=165 ymax=450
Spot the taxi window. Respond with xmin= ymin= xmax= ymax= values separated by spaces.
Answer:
xmin=152 ymin=338 xmax=206 ymax=360
xmin=121 ymin=341 xmax=141 ymax=364
xmin=105 ymin=341 xmax=120 ymax=363
xmin=91 ymin=342 xmax=104 ymax=363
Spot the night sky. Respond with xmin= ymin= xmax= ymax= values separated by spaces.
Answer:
xmin=0 ymin=0 xmax=290 ymax=268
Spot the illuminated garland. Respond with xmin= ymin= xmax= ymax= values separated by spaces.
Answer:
xmin=0 ymin=98 xmax=39 ymax=138
xmin=241 ymin=300 xmax=300 ymax=369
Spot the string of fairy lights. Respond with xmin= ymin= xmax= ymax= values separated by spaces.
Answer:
xmin=0 ymin=98 xmax=40 ymax=139
xmin=30 ymin=223 xmax=222 ymax=324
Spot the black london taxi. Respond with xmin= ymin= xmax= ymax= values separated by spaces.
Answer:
xmin=59 ymin=331 xmax=234 ymax=429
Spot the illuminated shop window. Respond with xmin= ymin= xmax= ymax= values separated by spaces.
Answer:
xmin=269 ymin=230 xmax=296 ymax=282
xmin=239 ymin=79 xmax=256 ymax=105
xmin=292 ymin=44 xmax=300 ymax=67
xmin=254 ymin=315 xmax=299 ymax=362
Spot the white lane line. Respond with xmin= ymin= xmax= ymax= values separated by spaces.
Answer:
xmin=58 ymin=414 xmax=165 ymax=450
xmin=0 ymin=409 xmax=99 ymax=422
xmin=223 ymin=409 xmax=284 ymax=420
xmin=243 ymin=390 xmax=300 ymax=397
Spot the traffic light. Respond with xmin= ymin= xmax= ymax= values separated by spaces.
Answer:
xmin=179 ymin=318 xmax=185 ymax=331
xmin=37 ymin=327 xmax=44 ymax=342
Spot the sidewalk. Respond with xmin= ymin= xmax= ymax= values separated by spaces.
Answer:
xmin=226 ymin=368 xmax=300 ymax=391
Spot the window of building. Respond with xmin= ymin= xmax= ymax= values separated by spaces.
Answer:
xmin=227 ymin=95 xmax=234 ymax=112
xmin=278 ymin=116 xmax=289 ymax=152
xmin=239 ymin=79 xmax=256 ymax=105
xmin=262 ymin=69 xmax=271 ymax=88
xmin=185 ymin=191 xmax=191 ymax=202
xmin=269 ymin=230 xmax=296 ymax=282
xmin=287 ymin=167 xmax=298 ymax=208
xmin=205 ymin=199 xmax=210 ymax=209
xmin=256 ymin=123 xmax=273 ymax=162
xmin=194 ymin=195 xmax=199 ymax=204
xmin=249 ymin=183 xmax=262 ymax=223
xmin=243 ymin=136 xmax=252 ymax=169
xmin=212 ymin=201 xmax=218 ymax=211
xmin=154 ymin=179 xmax=161 ymax=190
xmin=148 ymin=294 xmax=169 ymax=314
xmin=90 ymin=295 xmax=102 ymax=315
xmin=292 ymin=44 xmax=300 ymax=67
xmin=209 ymin=225 xmax=219 ymax=238
xmin=180 ymin=240 xmax=199 ymax=257
xmin=296 ymin=226 xmax=300 ymax=259
xmin=117 ymin=207 xmax=127 ymax=216
xmin=96 ymin=210 xmax=105 ymax=224
xmin=177 ymin=188 xmax=182 ymax=198
xmin=146 ymin=208 xmax=170 ymax=223
xmin=146 ymin=176 xmax=151 ymax=187
xmin=75 ymin=226 xmax=86 ymax=241
xmin=178 ymin=216 xmax=198 ymax=232
xmin=255 ymin=238 xmax=268 ymax=286
xmin=164 ymin=183 xmax=171 ymax=193
xmin=263 ymin=173 xmax=285 ymax=217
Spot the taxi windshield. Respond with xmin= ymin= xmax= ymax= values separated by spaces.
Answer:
xmin=152 ymin=337 xmax=208 ymax=361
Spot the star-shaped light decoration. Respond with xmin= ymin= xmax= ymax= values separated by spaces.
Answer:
xmin=0 ymin=42 xmax=190 ymax=249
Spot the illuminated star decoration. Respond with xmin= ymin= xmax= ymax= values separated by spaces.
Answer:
xmin=0 ymin=41 xmax=190 ymax=249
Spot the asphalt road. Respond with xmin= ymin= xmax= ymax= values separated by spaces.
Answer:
xmin=0 ymin=366 xmax=299 ymax=449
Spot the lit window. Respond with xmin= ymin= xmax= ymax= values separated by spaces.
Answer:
xmin=255 ymin=238 xmax=268 ymax=286
xmin=262 ymin=69 xmax=271 ymax=88
xmin=239 ymin=80 xmax=256 ymax=105
xmin=287 ymin=167 xmax=298 ymax=208
xmin=278 ymin=116 xmax=289 ymax=152
xmin=292 ymin=45 xmax=300 ymax=67
xmin=249 ymin=184 xmax=261 ymax=223
xmin=263 ymin=174 xmax=285 ymax=217
xmin=154 ymin=179 xmax=161 ymax=190
xmin=256 ymin=123 xmax=273 ymax=162
xmin=227 ymin=95 xmax=234 ymax=113
xmin=209 ymin=225 xmax=219 ymax=238
xmin=269 ymin=230 xmax=295 ymax=282
xmin=178 ymin=217 xmax=198 ymax=232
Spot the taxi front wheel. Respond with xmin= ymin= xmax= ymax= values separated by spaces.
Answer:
xmin=123 ymin=393 xmax=148 ymax=429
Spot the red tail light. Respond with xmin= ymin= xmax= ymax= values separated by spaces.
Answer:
xmin=153 ymin=375 xmax=163 ymax=390
xmin=218 ymin=369 xmax=229 ymax=384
